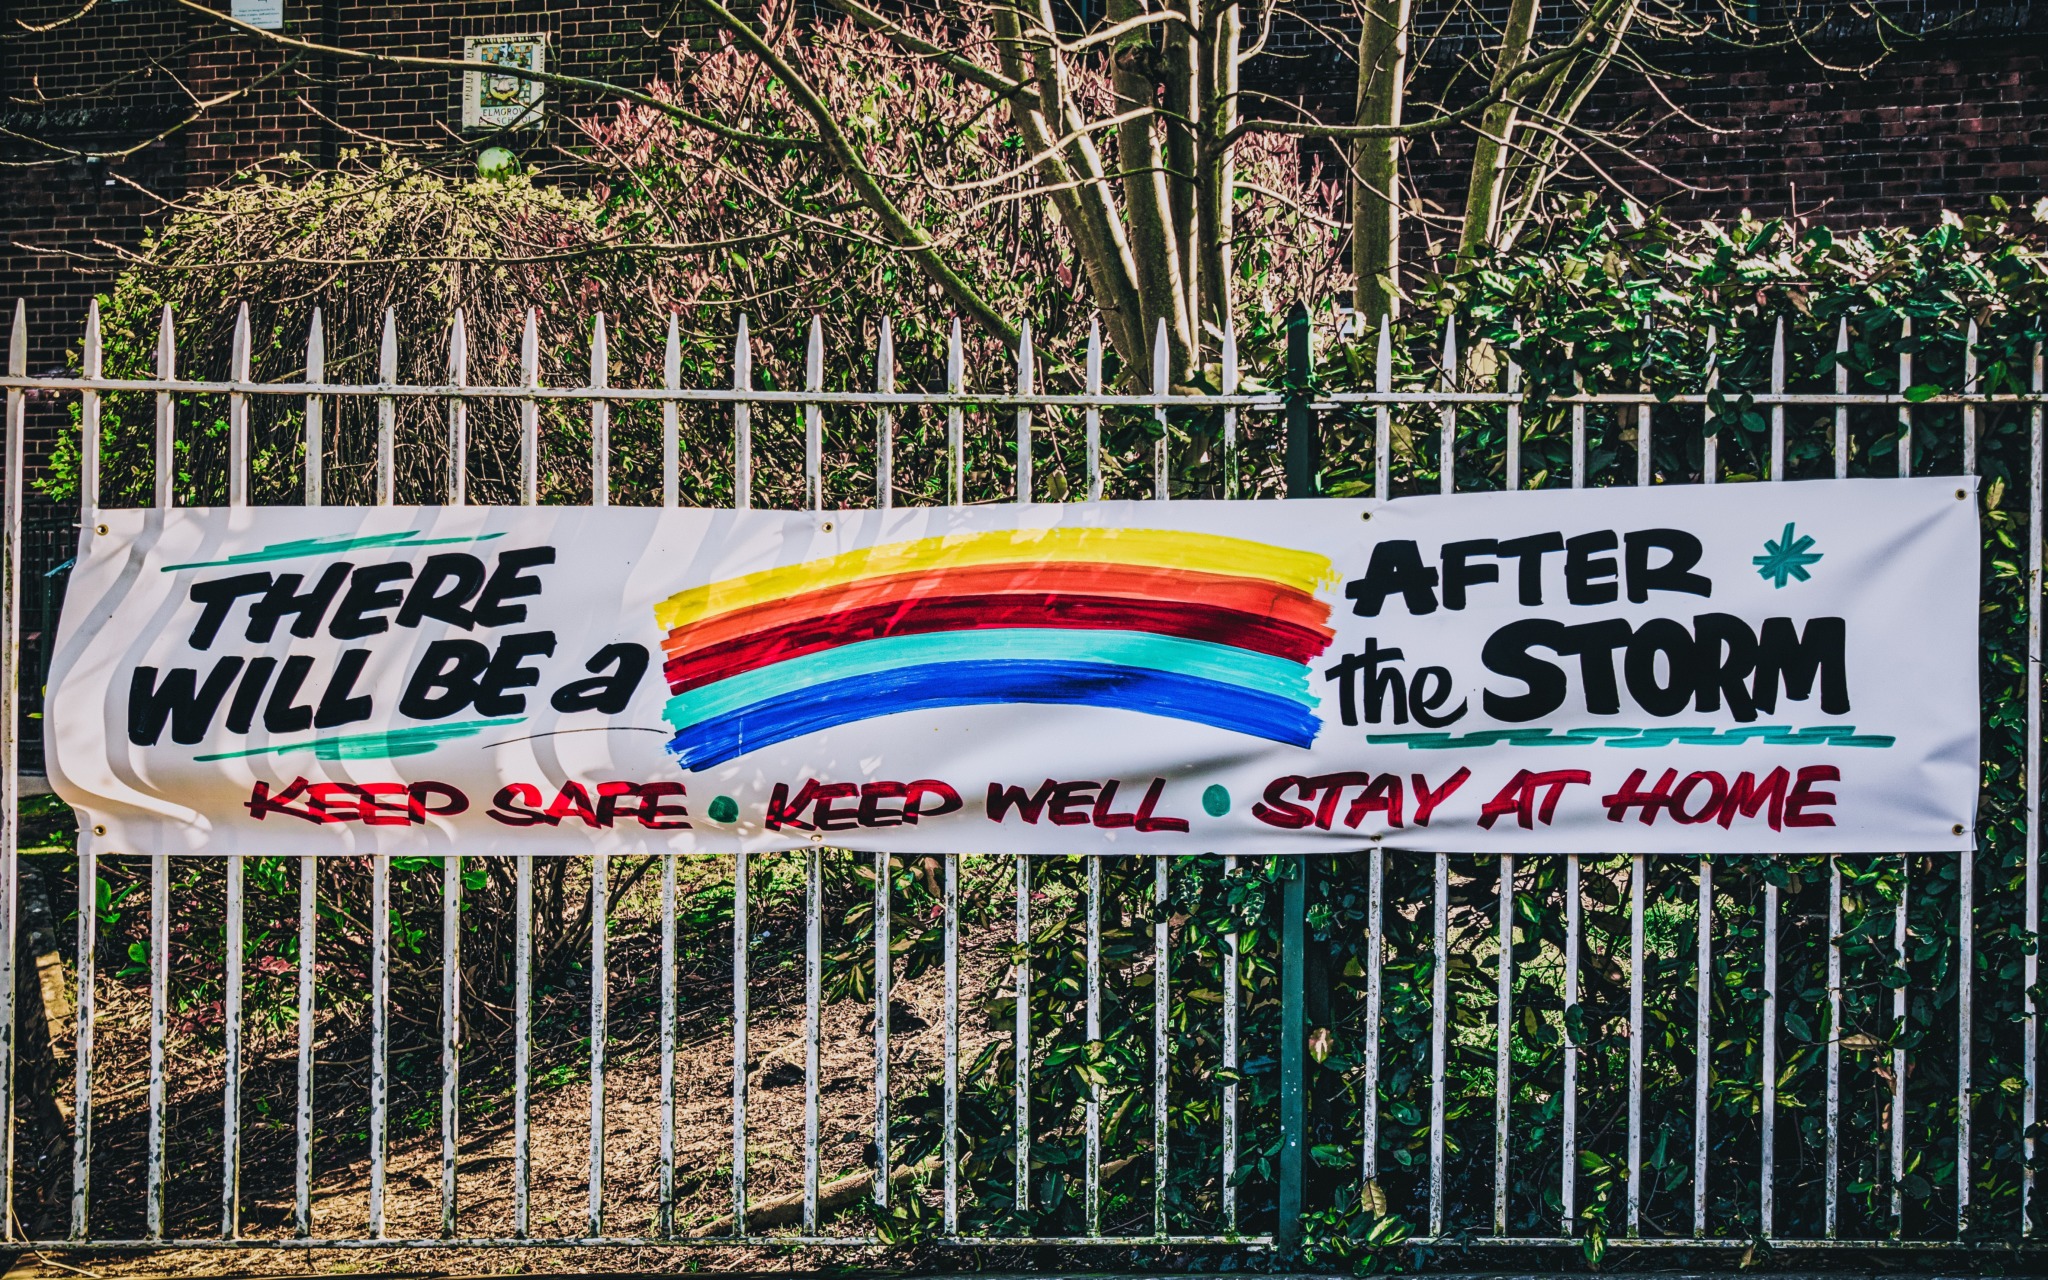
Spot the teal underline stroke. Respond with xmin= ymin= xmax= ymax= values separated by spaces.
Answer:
xmin=165 ymin=530 xmax=506 ymax=572
xmin=194 ymin=717 xmax=524 ymax=762
xmin=1366 ymin=724 xmax=1895 ymax=750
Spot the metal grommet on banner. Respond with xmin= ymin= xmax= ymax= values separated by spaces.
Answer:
xmin=1956 ymin=489 xmax=1967 ymax=501
xmin=91 ymin=824 xmax=106 ymax=837
xmin=821 ymin=520 xmax=835 ymax=532
xmin=1954 ymin=823 xmax=1967 ymax=836
xmin=1361 ymin=511 xmax=1372 ymax=521
xmin=94 ymin=523 xmax=108 ymax=535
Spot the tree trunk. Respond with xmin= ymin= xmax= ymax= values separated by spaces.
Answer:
xmin=1350 ymin=0 xmax=1411 ymax=323
xmin=1454 ymin=0 xmax=1542 ymax=264
xmin=1110 ymin=0 xmax=1193 ymax=382
xmin=1164 ymin=0 xmax=1202 ymax=360
xmin=993 ymin=1 xmax=1153 ymax=376
xmin=1197 ymin=0 xmax=1241 ymax=350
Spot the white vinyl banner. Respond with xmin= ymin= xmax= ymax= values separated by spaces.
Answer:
xmin=47 ymin=478 xmax=1978 ymax=856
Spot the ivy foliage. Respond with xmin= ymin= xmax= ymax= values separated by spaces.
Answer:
xmin=847 ymin=202 xmax=2048 ymax=1271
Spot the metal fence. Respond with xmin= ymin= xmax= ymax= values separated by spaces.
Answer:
xmin=4 ymin=295 xmax=2048 ymax=1263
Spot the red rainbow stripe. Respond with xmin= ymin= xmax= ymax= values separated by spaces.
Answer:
xmin=660 ymin=560 xmax=1330 ymax=663
xmin=662 ymin=591 xmax=1333 ymax=693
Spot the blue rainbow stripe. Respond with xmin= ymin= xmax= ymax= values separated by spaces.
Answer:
xmin=665 ymin=659 xmax=1321 ymax=770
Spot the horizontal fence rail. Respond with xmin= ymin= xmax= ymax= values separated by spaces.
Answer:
xmin=3 ymin=298 xmax=2047 ymax=1261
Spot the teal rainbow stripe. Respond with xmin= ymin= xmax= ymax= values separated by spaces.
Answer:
xmin=661 ymin=628 xmax=1313 ymax=728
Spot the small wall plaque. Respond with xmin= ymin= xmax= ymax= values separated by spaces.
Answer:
xmin=230 ymin=0 xmax=283 ymax=29
xmin=461 ymin=34 xmax=547 ymax=131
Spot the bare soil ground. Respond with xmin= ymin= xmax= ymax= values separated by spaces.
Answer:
xmin=9 ymin=854 xmax=1032 ymax=1277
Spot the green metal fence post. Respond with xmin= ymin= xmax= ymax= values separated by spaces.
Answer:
xmin=1276 ymin=301 xmax=1315 ymax=1258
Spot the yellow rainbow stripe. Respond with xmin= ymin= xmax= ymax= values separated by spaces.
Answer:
xmin=654 ymin=527 xmax=1336 ymax=630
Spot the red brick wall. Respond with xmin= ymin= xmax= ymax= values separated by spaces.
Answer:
xmin=1 ymin=0 xmax=683 ymax=481
xmin=5 ymin=3 xmax=2045 ymax=483
xmin=1393 ymin=44 xmax=2048 ymax=238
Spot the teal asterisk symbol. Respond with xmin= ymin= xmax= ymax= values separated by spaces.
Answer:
xmin=1754 ymin=522 xmax=1822 ymax=588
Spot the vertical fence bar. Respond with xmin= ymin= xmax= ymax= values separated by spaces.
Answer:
xmin=1016 ymin=319 xmax=1033 ymax=503
xmin=1428 ymin=850 xmax=1449 ymax=1237
xmin=440 ymin=851 xmax=461 ymax=1236
xmin=145 ymin=849 xmax=168 ymax=1240
xmin=1694 ymin=857 xmax=1711 ymax=1237
xmin=1891 ymin=859 xmax=1909 ymax=1233
xmin=663 ymin=315 xmax=680 ymax=508
xmin=733 ymin=315 xmax=753 ymax=510
xmin=520 ymin=310 xmax=539 ymax=506
xmin=806 ymin=317 xmax=824 ymax=512
xmin=68 ymin=845 xmax=93 ymax=1236
xmin=804 ymin=846 xmax=822 ymax=1230
xmin=1084 ymin=319 xmax=1103 ymax=500
xmin=447 ymin=309 xmax=468 ymax=506
xmin=588 ymin=850 xmax=609 ymax=1237
xmin=1361 ymin=849 xmax=1384 ymax=1190
xmin=1835 ymin=318 xmax=1851 ymax=479
xmin=1637 ymin=324 xmax=1653 ymax=488
xmin=1505 ymin=332 xmax=1523 ymax=491
xmin=1086 ymin=856 xmax=1102 ymax=1236
xmin=876 ymin=317 xmax=895 ymax=510
xmin=730 ymin=850 xmax=749 ymax=1236
xmin=1959 ymin=839 xmax=1974 ymax=1236
xmin=2026 ymin=336 xmax=2045 ymax=1238
xmin=1221 ymin=322 xmax=1239 ymax=498
xmin=1375 ymin=316 xmax=1392 ymax=499
xmin=1154 ymin=856 xmax=1170 ymax=1238
xmin=1014 ymin=855 xmax=1031 ymax=1211
xmin=514 ymin=854 xmax=532 ymax=1236
xmin=228 ymin=303 xmax=249 ymax=507
xmin=943 ymin=851 xmax=960 ymax=1234
xmin=1958 ymin=319 xmax=1980 ymax=1237
xmin=1703 ymin=327 xmax=1719 ymax=485
xmin=69 ymin=302 xmax=100 ymax=1240
xmin=591 ymin=313 xmax=610 ymax=508
xmin=1760 ymin=326 xmax=1787 ymax=1237
xmin=1762 ymin=876 xmax=1779 ymax=1238
xmin=659 ymin=852 xmax=677 ymax=1235
xmin=304 ymin=310 xmax=323 ymax=506
xmin=1278 ymin=306 xmax=1314 ymax=1257
xmin=1562 ymin=853 xmax=1581 ymax=1234
xmin=80 ymin=300 xmax=100 ymax=521
xmin=1769 ymin=316 xmax=1786 ymax=479
xmin=294 ymin=853 xmax=316 ymax=1238
xmin=155 ymin=304 xmax=175 ymax=508
xmin=1627 ymin=853 xmax=1645 ymax=1236
xmin=1438 ymin=319 xmax=1457 ymax=494
xmin=1825 ymin=858 xmax=1843 ymax=1239
xmin=1152 ymin=319 xmax=1169 ymax=499
xmin=377 ymin=309 xmax=396 ymax=506
xmin=222 ymin=852 xmax=244 ymax=1237
xmin=874 ymin=848 xmax=892 ymax=1208
xmin=947 ymin=320 xmax=964 ymax=505
xmin=1963 ymin=319 xmax=1979 ymax=477
xmin=1494 ymin=852 xmax=1513 ymax=1235
xmin=1898 ymin=315 xmax=1914 ymax=478
xmin=2 ymin=305 xmax=22 ymax=1241
xmin=1570 ymin=372 xmax=1586 ymax=491
xmin=369 ymin=851 xmax=390 ymax=1237
xmin=1221 ymin=853 xmax=1240 ymax=1234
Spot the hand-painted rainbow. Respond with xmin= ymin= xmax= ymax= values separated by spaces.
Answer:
xmin=654 ymin=527 xmax=1338 ymax=770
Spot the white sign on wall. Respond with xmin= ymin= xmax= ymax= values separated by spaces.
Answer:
xmin=46 ymin=479 xmax=1979 ymax=856
xmin=461 ymin=34 xmax=546 ymax=131
xmin=230 ymin=0 xmax=283 ymax=30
